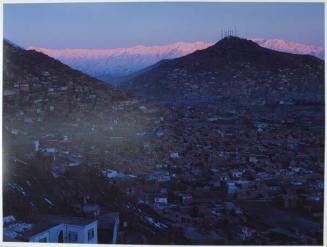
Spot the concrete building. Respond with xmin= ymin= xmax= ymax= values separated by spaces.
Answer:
xmin=19 ymin=215 xmax=97 ymax=243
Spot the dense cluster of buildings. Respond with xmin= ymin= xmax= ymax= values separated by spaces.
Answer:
xmin=113 ymin=101 xmax=324 ymax=244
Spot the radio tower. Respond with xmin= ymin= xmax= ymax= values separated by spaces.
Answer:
xmin=220 ymin=27 xmax=238 ymax=39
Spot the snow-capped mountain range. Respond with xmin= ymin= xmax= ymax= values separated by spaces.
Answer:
xmin=252 ymin=38 xmax=324 ymax=60
xmin=28 ymin=38 xmax=324 ymax=84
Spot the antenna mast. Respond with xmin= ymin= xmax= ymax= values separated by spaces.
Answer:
xmin=220 ymin=27 xmax=239 ymax=39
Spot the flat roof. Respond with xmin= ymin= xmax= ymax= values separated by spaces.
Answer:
xmin=33 ymin=214 xmax=96 ymax=226
xmin=18 ymin=221 xmax=58 ymax=241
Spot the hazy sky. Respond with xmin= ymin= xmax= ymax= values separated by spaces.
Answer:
xmin=4 ymin=2 xmax=325 ymax=49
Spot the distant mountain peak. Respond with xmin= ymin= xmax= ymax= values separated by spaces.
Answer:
xmin=252 ymin=38 xmax=324 ymax=59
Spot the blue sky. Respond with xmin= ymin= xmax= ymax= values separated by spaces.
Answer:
xmin=4 ymin=2 xmax=325 ymax=49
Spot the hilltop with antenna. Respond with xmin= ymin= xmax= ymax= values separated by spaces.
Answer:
xmin=220 ymin=28 xmax=238 ymax=39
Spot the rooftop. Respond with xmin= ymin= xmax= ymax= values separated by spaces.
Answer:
xmin=33 ymin=214 xmax=96 ymax=226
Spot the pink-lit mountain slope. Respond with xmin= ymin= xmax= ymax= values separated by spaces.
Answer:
xmin=252 ymin=38 xmax=324 ymax=60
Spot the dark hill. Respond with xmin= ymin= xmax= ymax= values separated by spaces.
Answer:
xmin=3 ymin=39 xmax=126 ymax=100
xmin=2 ymin=40 xmax=172 ymax=231
xmin=122 ymin=36 xmax=324 ymax=105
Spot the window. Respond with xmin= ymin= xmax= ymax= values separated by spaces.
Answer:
xmin=68 ymin=231 xmax=78 ymax=242
xmin=38 ymin=237 xmax=48 ymax=242
xmin=88 ymin=228 xmax=95 ymax=240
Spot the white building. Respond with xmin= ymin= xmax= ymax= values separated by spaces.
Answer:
xmin=20 ymin=215 xmax=98 ymax=244
xmin=4 ymin=89 xmax=17 ymax=97
xmin=170 ymin=151 xmax=180 ymax=159
xmin=227 ymin=181 xmax=238 ymax=194
xmin=33 ymin=140 xmax=40 ymax=152
xmin=4 ymin=213 xmax=120 ymax=244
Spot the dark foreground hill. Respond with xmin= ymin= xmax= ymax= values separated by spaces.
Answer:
xmin=122 ymin=36 xmax=324 ymax=105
